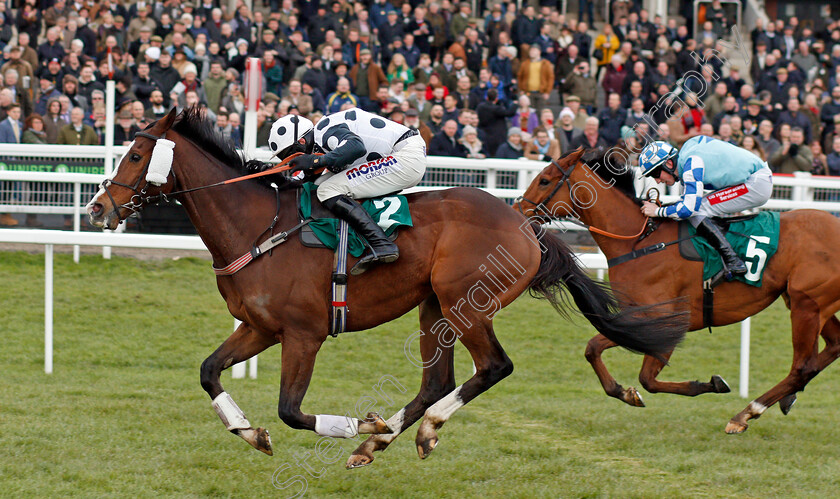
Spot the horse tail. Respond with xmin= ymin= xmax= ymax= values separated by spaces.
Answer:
xmin=527 ymin=224 xmax=687 ymax=358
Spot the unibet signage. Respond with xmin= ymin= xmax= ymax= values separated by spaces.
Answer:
xmin=0 ymin=160 xmax=104 ymax=174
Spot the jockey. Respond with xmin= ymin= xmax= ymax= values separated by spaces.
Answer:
xmin=639 ymin=136 xmax=773 ymax=280
xmin=266 ymin=108 xmax=427 ymax=275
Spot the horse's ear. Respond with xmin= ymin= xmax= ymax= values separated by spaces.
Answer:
xmin=158 ymin=107 xmax=178 ymax=131
xmin=568 ymin=147 xmax=587 ymax=164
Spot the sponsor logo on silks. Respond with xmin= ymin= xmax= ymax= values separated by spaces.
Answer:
xmin=345 ymin=155 xmax=399 ymax=182
xmin=708 ymin=183 xmax=748 ymax=205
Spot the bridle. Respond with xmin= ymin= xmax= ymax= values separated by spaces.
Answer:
xmin=99 ymin=130 xmax=174 ymax=225
xmin=517 ymin=158 xmax=575 ymax=222
xmin=517 ymin=157 xmax=653 ymax=241
xmin=99 ymin=129 xmax=306 ymax=226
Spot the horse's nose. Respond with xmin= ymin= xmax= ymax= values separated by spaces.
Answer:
xmin=88 ymin=202 xmax=104 ymax=218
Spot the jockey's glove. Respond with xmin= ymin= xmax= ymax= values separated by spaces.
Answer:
xmin=289 ymin=154 xmax=321 ymax=173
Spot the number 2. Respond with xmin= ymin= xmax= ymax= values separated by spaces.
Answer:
xmin=744 ymin=235 xmax=770 ymax=282
xmin=374 ymin=197 xmax=402 ymax=231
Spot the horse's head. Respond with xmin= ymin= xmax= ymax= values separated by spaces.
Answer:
xmin=87 ymin=107 xmax=179 ymax=230
xmin=514 ymin=148 xmax=588 ymax=220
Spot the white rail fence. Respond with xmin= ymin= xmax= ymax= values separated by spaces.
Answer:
xmin=4 ymin=148 xmax=840 ymax=398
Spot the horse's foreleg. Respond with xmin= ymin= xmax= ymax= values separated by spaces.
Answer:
xmin=726 ymin=295 xmax=822 ymax=434
xmin=637 ymin=352 xmax=731 ymax=397
xmin=277 ymin=332 xmax=391 ymax=441
xmin=200 ymin=321 xmax=278 ymax=455
xmin=584 ymin=334 xmax=646 ymax=406
xmin=347 ymin=295 xmax=456 ymax=469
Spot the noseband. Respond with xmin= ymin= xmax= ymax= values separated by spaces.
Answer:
xmin=100 ymin=131 xmax=174 ymax=225
xmin=517 ymin=159 xmax=575 ymax=220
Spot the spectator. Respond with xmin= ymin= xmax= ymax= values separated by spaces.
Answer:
xmin=131 ymin=101 xmax=151 ymax=130
xmin=459 ymin=125 xmax=487 ymax=159
xmin=570 ymin=116 xmax=608 ymax=150
xmin=594 ymin=24 xmax=620 ymax=79
xmin=517 ymin=46 xmax=553 ymax=111
xmin=597 ymin=93 xmax=626 ymax=145
xmin=145 ymin=90 xmax=168 ymax=121
xmin=511 ymin=94 xmax=538 ymax=135
xmin=1 ymin=46 xmax=35 ymax=91
xmin=561 ymin=60 xmax=596 ymax=111
xmin=770 ymin=127 xmax=813 ymax=173
xmin=538 ymin=108 xmax=557 ymax=140
xmin=525 ymin=127 xmax=561 ymax=161
xmin=114 ymin=109 xmax=139 ymax=145
xmin=429 ymin=119 xmax=468 ymax=157
xmin=741 ymin=135 xmax=766 ymax=161
xmin=477 ymin=89 xmax=516 ymax=159
xmin=404 ymin=108 xmax=432 ymax=147
xmin=57 ymin=106 xmax=98 ymax=145
xmin=386 ymin=53 xmax=413 ymax=84
xmin=778 ymin=97 xmax=813 ymax=143
xmin=0 ymin=101 xmax=22 ymax=143
xmin=349 ymin=48 xmax=386 ymax=112
xmin=827 ymin=136 xmax=840 ymax=176
xmin=810 ymin=141 xmax=828 ymax=175
xmin=426 ymin=103 xmax=445 ymax=136
xmin=556 ymin=107 xmax=584 ymax=154
xmin=42 ymin=97 xmax=66 ymax=144
xmin=495 ymin=127 xmax=525 ymax=159
xmin=326 ymin=77 xmax=359 ymax=114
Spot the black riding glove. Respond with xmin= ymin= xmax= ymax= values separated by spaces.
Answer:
xmin=289 ymin=154 xmax=321 ymax=173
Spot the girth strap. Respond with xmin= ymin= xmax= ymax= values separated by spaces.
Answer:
xmin=213 ymin=218 xmax=312 ymax=275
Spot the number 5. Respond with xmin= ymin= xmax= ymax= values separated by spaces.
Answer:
xmin=744 ymin=235 xmax=770 ymax=282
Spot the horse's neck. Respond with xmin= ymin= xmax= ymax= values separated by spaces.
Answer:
xmin=573 ymin=170 xmax=646 ymax=259
xmin=172 ymin=143 xmax=287 ymax=266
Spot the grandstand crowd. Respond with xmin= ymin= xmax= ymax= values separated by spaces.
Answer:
xmin=1 ymin=0 xmax=840 ymax=180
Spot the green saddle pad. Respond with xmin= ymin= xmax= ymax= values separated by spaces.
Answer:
xmin=299 ymin=183 xmax=413 ymax=257
xmin=690 ymin=211 xmax=780 ymax=287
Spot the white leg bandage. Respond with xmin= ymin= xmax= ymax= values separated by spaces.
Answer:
xmin=146 ymin=138 xmax=176 ymax=185
xmin=314 ymin=414 xmax=359 ymax=438
xmin=212 ymin=392 xmax=252 ymax=431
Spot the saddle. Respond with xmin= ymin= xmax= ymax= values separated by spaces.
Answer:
xmin=295 ymin=187 xmax=401 ymax=249
xmin=678 ymin=213 xmax=761 ymax=262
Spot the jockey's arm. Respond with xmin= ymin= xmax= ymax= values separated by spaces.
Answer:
xmin=318 ymin=125 xmax=366 ymax=173
xmin=657 ymin=156 xmax=705 ymax=219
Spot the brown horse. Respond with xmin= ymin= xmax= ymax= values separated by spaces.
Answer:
xmin=515 ymin=148 xmax=840 ymax=433
xmin=85 ymin=109 xmax=686 ymax=466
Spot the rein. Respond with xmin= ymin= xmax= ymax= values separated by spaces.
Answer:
xmin=519 ymin=158 xmax=650 ymax=241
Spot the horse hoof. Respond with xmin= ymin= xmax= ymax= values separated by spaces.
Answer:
xmin=415 ymin=419 xmax=440 ymax=459
xmin=345 ymin=453 xmax=374 ymax=469
xmin=711 ymin=375 xmax=731 ymax=393
xmin=724 ymin=420 xmax=748 ymax=434
xmin=236 ymin=427 xmax=273 ymax=455
xmin=623 ymin=387 xmax=646 ymax=407
xmin=780 ymin=394 xmax=797 ymax=415
xmin=357 ymin=412 xmax=393 ymax=434
xmin=416 ymin=437 xmax=438 ymax=459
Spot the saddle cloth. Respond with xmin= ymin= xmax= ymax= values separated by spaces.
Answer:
xmin=678 ymin=211 xmax=780 ymax=287
xmin=297 ymin=183 xmax=412 ymax=256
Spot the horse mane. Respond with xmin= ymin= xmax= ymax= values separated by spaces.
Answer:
xmin=170 ymin=106 xmax=300 ymax=190
xmin=576 ymin=147 xmax=643 ymax=205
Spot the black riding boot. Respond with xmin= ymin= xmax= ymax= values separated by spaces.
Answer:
xmin=322 ymin=195 xmax=399 ymax=275
xmin=695 ymin=218 xmax=748 ymax=280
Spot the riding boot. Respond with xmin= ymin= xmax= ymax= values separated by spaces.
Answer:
xmin=695 ymin=218 xmax=748 ymax=280
xmin=322 ymin=195 xmax=399 ymax=275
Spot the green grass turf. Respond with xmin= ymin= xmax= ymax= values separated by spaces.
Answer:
xmin=1 ymin=250 xmax=839 ymax=498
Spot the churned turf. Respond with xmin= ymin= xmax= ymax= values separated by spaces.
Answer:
xmin=1 ymin=250 xmax=838 ymax=498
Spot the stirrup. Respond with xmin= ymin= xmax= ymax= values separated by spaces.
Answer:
xmin=350 ymin=248 xmax=399 ymax=276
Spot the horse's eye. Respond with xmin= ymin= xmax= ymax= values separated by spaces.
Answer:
xmin=130 ymin=154 xmax=142 ymax=162
xmin=539 ymin=178 xmax=551 ymax=186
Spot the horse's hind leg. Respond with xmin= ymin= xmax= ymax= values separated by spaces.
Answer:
xmin=415 ymin=309 xmax=513 ymax=459
xmin=585 ymin=334 xmax=646 ymax=407
xmin=726 ymin=292 xmax=823 ymax=434
xmin=200 ymin=321 xmax=278 ymax=455
xmin=779 ymin=314 xmax=840 ymax=415
xmin=346 ymin=295 xmax=456 ymax=469
xmin=637 ymin=351 xmax=731 ymax=397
